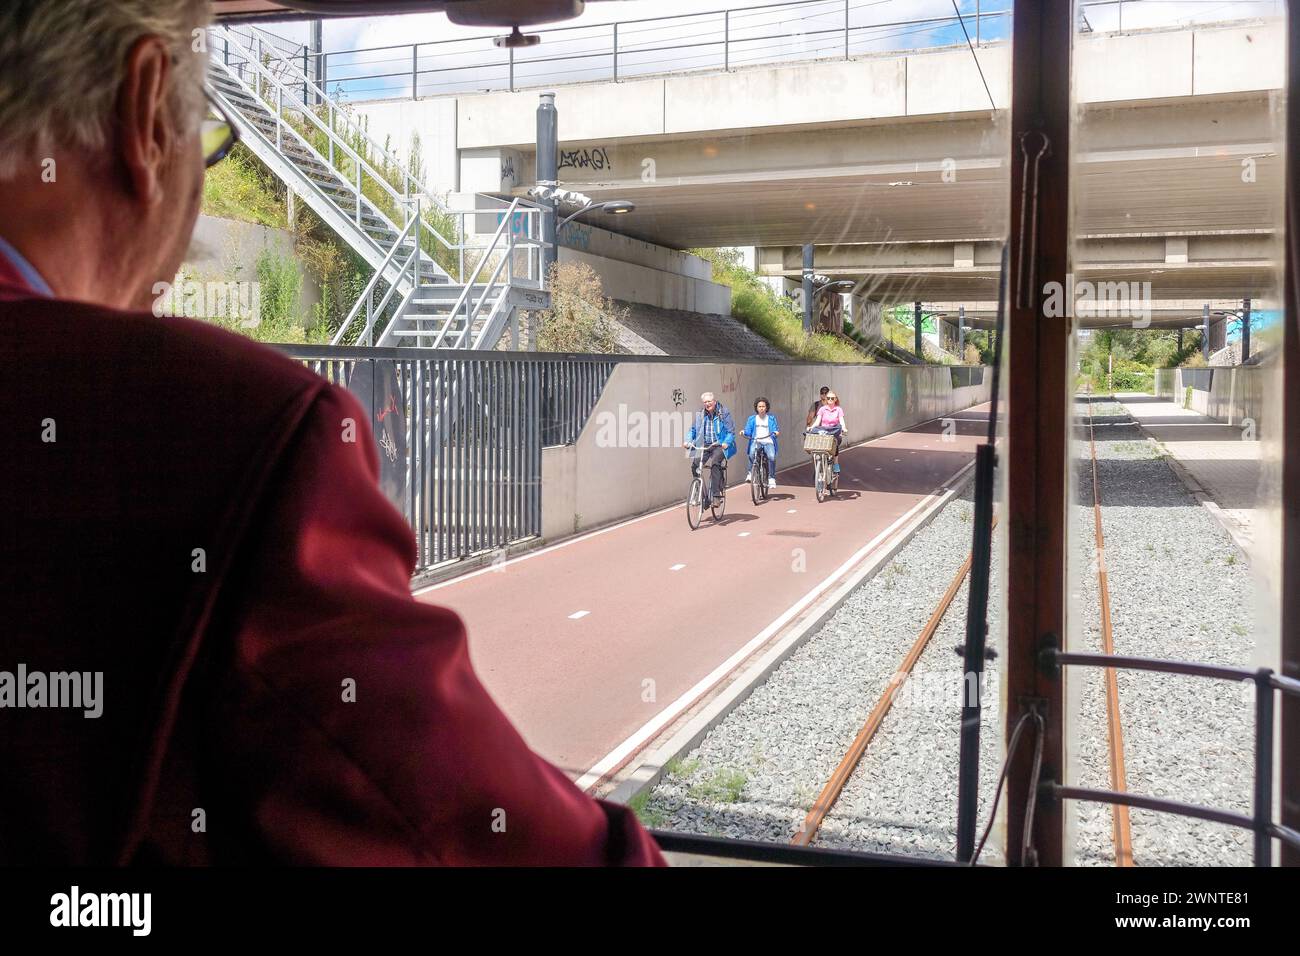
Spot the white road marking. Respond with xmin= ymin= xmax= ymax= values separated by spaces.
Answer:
xmin=669 ymin=563 xmax=686 ymax=571
xmin=568 ymin=610 xmax=590 ymax=620
xmin=786 ymin=509 xmax=797 ymax=514
xmin=738 ymin=532 xmax=751 ymax=537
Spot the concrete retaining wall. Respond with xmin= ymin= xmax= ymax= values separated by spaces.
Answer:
xmin=558 ymin=247 xmax=731 ymax=314
xmin=1155 ymin=365 xmax=1268 ymax=426
xmin=541 ymin=362 xmax=989 ymax=540
xmin=182 ymin=214 xmax=321 ymax=317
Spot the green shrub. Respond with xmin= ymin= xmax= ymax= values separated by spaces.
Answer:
xmin=535 ymin=261 xmax=623 ymax=354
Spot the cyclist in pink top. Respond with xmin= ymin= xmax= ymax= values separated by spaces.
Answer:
xmin=810 ymin=390 xmax=847 ymax=474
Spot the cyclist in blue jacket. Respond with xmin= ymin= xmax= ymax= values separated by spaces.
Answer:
xmin=743 ymin=397 xmax=780 ymax=489
xmin=684 ymin=391 xmax=736 ymax=503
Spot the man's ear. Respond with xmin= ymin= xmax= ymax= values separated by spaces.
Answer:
xmin=116 ymin=36 xmax=173 ymax=206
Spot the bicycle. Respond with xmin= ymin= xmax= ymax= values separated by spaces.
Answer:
xmin=685 ymin=442 xmax=727 ymax=529
xmin=803 ymin=429 xmax=839 ymax=502
xmin=747 ymin=436 xmax=773 ymax=505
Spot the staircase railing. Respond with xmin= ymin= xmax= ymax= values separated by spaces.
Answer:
xmin=237 ymin=25 xmax=428 ymax=207
xmin=211 ymin=27 xmax=550 ymax=349
xmin=334 ymin=201 xmax=423 ymax=346
xmin=225 ymin=24 xmax=550 ymax=289
xmin=428 ymin=198 xmax=545 ymax=350
xmin=214 ymin=28 xmax=425 ymax=238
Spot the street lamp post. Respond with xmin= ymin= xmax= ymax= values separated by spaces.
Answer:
xmin=914 ymin=301 xmax=923 ymax=359
xmin=536 ymin=92 xmax=558 ymax=283
xmin=1242 ymin=297 xmax=1252 ymax=362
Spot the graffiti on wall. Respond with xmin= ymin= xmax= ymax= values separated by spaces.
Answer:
xmin=558 ymin=146 xmax=611 ymax=172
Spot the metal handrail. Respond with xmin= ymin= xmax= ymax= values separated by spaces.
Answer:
xmin=206 ymin=78 xmax=422 ymax=295
xmin=333 ymin=206 xmax=421 ymax=345
xmin=264 ymin=0 xmax=1017 ymax=99
xmin=259 ymin=0 xmax=1279 ymax=102
xmin=1043 ymin=647 xmax=1300 ymax=865
xmin=209 ymin=51 xmax=445 ymax=312
xmin=238 ymin=24 xmax=430 ymax=208
xmin=430 ymin=198 xmax=526 ymax=349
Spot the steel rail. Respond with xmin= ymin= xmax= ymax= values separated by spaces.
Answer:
xmin=1086 ymin=391 xmax=1134 ymax=867
xmin=791 ymin=517 xmax=998 ymax=847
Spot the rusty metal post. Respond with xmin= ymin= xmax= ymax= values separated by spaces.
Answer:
xmin=1004 ymin=0 xmax=1071 ymax=867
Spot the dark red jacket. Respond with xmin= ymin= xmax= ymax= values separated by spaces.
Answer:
xmin=0 ymin=257 xmax=664 ymax=866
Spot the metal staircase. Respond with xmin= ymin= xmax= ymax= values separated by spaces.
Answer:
xmin=207 ymin=25 xmax=548 ymax=349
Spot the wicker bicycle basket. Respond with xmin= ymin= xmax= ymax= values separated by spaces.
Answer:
xmin=803 ymin=432 xmax=837 ymax=455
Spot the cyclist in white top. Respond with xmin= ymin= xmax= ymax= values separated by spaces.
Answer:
xmin=742 ymin=397 xmax=780 ymax=489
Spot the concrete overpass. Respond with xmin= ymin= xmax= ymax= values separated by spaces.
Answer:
xmin=353 ymin=17 xmax=1285 ymax=330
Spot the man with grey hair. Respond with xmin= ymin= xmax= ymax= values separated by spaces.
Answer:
xmin=0 ymin=1 xmax=662 ymax=867
xmin=684 ymin=391 xmax=736 ymax=502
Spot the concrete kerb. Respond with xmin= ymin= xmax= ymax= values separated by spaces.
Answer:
xmin=603 ymin=460 xmax=978 ymax=808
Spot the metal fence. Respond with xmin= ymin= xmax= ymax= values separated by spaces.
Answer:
xmin=539 ymin=360 xmax=616 ymax=446
xmin=284 ymin=347 xmax=615 ymax=572
xmin=256 ymin=0 xmax=1014 ymax=101
xmin=240 ymin=0 xmax=1279 ymax=103
xmin=950 ymin=366 xmax=985 ymax=388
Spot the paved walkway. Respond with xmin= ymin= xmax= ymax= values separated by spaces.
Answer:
xmin=1117 ymin=392 xmax=1259 ymax=553
xmin=417 ymin=405 xmax=990 ymax=785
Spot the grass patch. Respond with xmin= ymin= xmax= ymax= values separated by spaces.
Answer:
xmin=665 ymin=757 xmax=701 ymax=779
xmin=688 ymin=768 xmax=748 ymax=803
xmin=627 ymin=790 xmax=668 ymax=829
xmin=202 ymin=143 xmax=288 ymax=228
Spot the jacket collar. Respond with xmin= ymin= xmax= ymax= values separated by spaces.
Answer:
xmin=0 ymin=235 xmax=53 ymax=298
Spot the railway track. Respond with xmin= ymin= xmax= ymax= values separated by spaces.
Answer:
xmin=791 ymin=517 xmax=996 ymax=849
xmin=791 ymin=392 xmax=1134 ymax=866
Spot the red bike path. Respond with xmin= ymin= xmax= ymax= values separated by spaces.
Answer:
xmin=416 ymin=405 xmax=991 ymax=784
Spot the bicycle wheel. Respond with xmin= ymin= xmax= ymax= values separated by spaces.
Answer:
xmin=712 ymin=488 xmax=727 ymax=521
xmin=686 ymin=477 xmax=705 ymax=530
xmin=750 ymin=456 xmax=762 ymax=505
xmin=814 ymin=455 xmax=828 ymax=503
